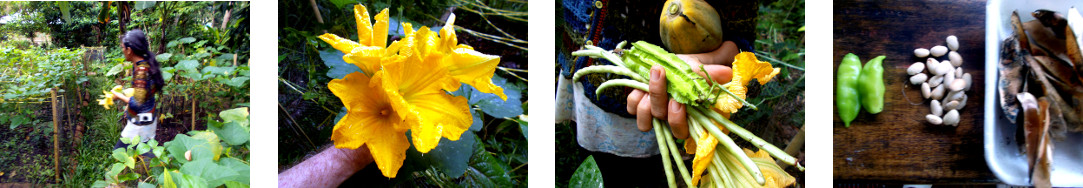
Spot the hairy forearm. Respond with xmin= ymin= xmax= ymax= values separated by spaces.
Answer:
xmin=278 ymin=145 xmax=373 ymax=187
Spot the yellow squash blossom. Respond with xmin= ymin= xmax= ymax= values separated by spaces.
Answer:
xmin=317 ymin=4 xmax=392 ymax=75
xmin=97 ymin=90 xmax=114 ymax=109
xmin=328 ymin=72 xmax=410 ymax=178
xmin=319 ymin=4 xmax=502 ymax=178
xmin=373 ymin=56 xmax=471 ymax=153
xmin=744 ymin=148 xmax=796 ymax=188
xmin=712 ymin=52 xmax=781 ymax=115
xmin=389 ymin=14 xmax=507 ymax=100
xmin=689 ymin=127 xmax=717 ymax=186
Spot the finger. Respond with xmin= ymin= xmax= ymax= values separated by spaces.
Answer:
xmin=627 ymin=90 xmax=646 ymax=114
xmin=649 ymin=66 xmax=668 ymax=119
xmin=636 ymin=95 xmax=653 ymax=132
xmin=700 ymin=65 xmax=733 ymax=84
xmin=667 ymin=100 xmax=689 ymax=139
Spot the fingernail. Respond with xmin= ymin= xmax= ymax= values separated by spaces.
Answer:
xmin=650 ymin=68 xmax=660 ymax=81
xmin=669 ymin=101 xmax=680 ymax=112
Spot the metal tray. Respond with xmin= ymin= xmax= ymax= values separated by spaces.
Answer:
xmin=985 ymin=0 xmax=1083 ymax=186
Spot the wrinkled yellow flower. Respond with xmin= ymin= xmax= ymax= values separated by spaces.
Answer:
xmin=328 ymin=72 xmax=410 ymax=178
xmin=712 ymin=52 xmax=780 ymax=115
xmin=686 ymin=119 xmax=729 ymax=186
xmin=97 ymin=90 xmax=115 ymax=109
xmin=743 ymin=148 xmax=796 ymax=188
xmin=319 ymin=3 xmax=503 ymax=178
xmin=689 ymin=127 xmax=717 ymax=186
xmin=318 ymin=4 xmax=392 ymax=76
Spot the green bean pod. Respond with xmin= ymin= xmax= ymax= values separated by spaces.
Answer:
xmin=836 ymin=53 xmax=862 ymax=127
xmin=858 ymin=55 xmax=886 ymax=114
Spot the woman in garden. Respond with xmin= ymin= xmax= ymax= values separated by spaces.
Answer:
xmin=110 ymin=29 xmax=167 ymax=154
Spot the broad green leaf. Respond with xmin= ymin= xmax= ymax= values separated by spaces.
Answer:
xmin=211 ymin=121 xmax=249 ymax=146
xmin=106 ymin=163 xmax=125 ymax=182
xmin=177 ymin=37 xmax=197 ymax=44
xmin=134 ymin=1 xmax=156 ymax=11
xmin=452 ymin=75 xmax=523 ymax=118
xmin=469 ymin=109 xmax=482 ymax=131
xmin=570 ymin=156 xmax=604 ymax=188
xmin=112 ymin=148 xmax=135 ymax=169
xmin=222 ymin=77 xmax=249 ymax=87
xmin=467 ymin=143 xmax=514 ymax=187
xmin=106 ymin=63 xmax=125 ymax=76
xmin=157 ymin=53 xmax=173 ymax=61
xmin=219 ymin=107 xmax=249 ymax=126
xmin=161 ymin=171 xmax=208 ymax=188
xmin=161 ymin=67 xmax=174 ymax=81
xmin=319 ymin=49 xmax=362 ymax=79
xmin=405 ymin=131 xmax=477 ymax=178
xmin=202 ymin=66 xmax=235 ymax=76
xmin=219 ymin=157 xmax=250 ymax=185
xmin=176 ymin=60 xmax=200 ymax=72
xmin=165 ymin=132 xmax=223 ymax=164
xmin=180 ymin=159 xmax=239 ymax=187
xmin=160 ymin=169 xmax=176 ymax=188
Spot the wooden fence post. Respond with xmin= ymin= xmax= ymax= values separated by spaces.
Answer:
xmin=51 ymin=87 xmax=60 ymax=183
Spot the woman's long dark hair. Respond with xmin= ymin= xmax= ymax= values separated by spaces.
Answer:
xmin=122 ymin=29 xmax=166 ymax=91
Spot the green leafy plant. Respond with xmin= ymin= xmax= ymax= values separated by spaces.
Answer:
xmin=92 ymin=107 xmax=250 ymax=187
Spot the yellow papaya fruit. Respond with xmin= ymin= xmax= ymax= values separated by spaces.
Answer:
xmin=659 ymin=0 xmax=724 ymax=54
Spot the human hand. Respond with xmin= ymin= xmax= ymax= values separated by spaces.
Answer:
xmin=626 ymin=41 xmax=737 ymax=139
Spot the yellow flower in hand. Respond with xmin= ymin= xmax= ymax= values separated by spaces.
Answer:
xmin=321 ymin=3 xmax=484 ymax=178
xmin=97 ymin=90 xmax=115 ymax=109
xmin=328 ymin=72 xmax=410 ymax=178
xmin=712 ymin=52 xmax=780 ymax=115
xmin=373 ymin=57 xmax=471 ymax=154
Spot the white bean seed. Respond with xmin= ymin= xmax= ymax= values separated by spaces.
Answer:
xmin=927 ymin=114 xmax=944 ymax=125
xmin=908 ymin=62 xmax=926 ymax=75
xmin=931 ymin=45 xmax=949 ymax=57
xmin=929 ymin=75 xmax=944 ymax=87
xmin=911 ymin=73 xmax=928 ymax=85
xmin=931 ymin=100 xmax=943 ymax=116
xmin=963 ymin=73 xmax=972 ymax=91
xmin=947 ymin=35 xmax=959 ymax=51
xmin=943 ymin=110 xmax=960 ymax=126
xmin=915 ymin=48 xmax=931 ymax=58
xmin=931 ymin=84 xmax=946 ymax=100
xmin=948 ymin=51 xmax=963 ymax=67
xmin=922 ymin=82 xmax=932 ymax=99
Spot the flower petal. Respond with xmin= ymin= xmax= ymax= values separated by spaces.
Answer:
xmin=690 ymin=127 xmax=717 ymax=186
xmin=372 ymin=8 xmax=390 ymax=48
xmin=328 ymin=72 xmax=411 ymax=178
xmin=404 ymin=92 xmax=471 ymax=153
xmin=342 ymin=45 xmax=387 ymax=75
xmin=353 ymin=4 xmax=373 ymax=46
xmin=375 ymin=56 xmax=471 ymax=153
xmin=447 ymin=46 xmax=506 ymax=100
xmin=732 ymin=52 xmax=780 ymax=86
xmin=712 ymin=81 xmax=748 ymax=114
xmin=317 ymin=33 xmax=360 ymax=55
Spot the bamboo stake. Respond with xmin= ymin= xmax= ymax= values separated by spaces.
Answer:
xmin=780 ymin=124 xmax=805 ymax=168
xmin=51 ymin=87 xmax=60 ymax=183
xmin=191 ymin=99 xmax=197 ymax=131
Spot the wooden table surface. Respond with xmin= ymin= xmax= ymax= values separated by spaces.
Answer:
xmin=832 ymin=0 xmax=998 ymax=183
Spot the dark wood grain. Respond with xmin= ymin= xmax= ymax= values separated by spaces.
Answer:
xmin=832 ymin=0 xmax=997 ymax=183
